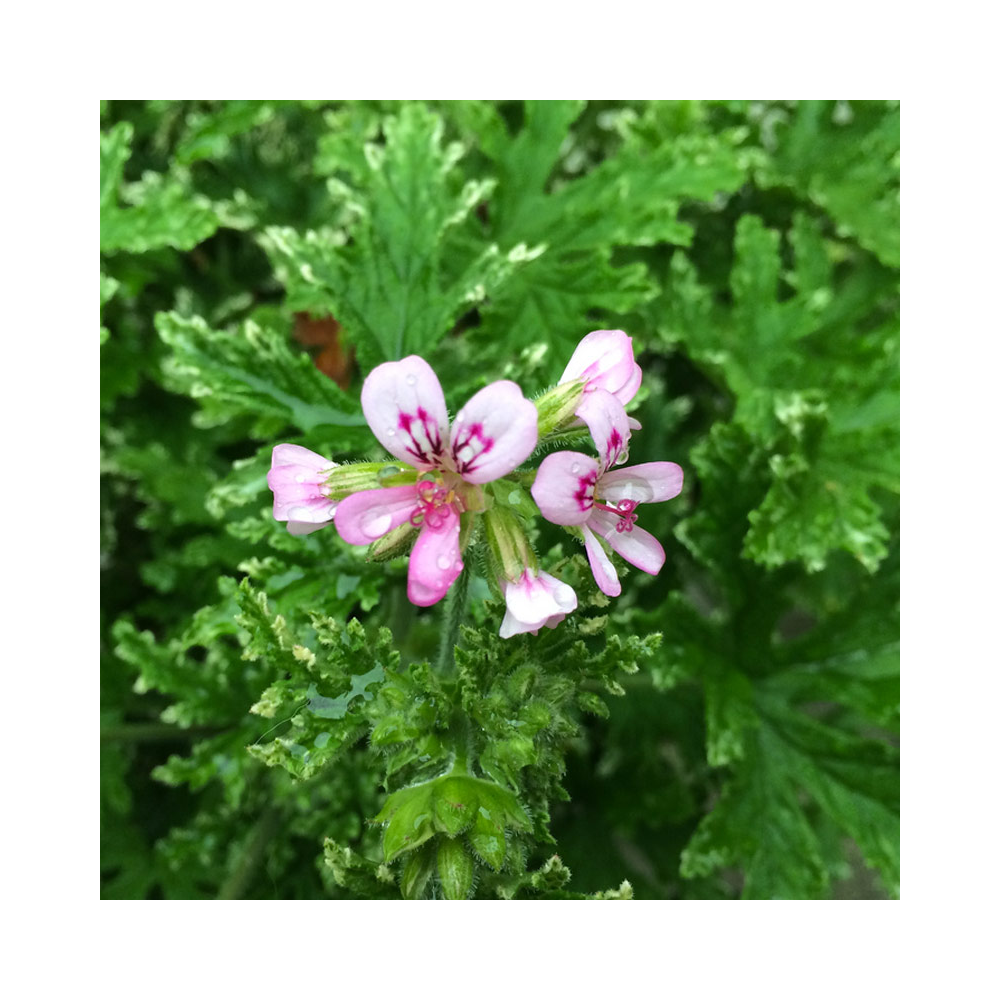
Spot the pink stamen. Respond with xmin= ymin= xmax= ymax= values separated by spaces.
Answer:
xmin=409 ymin=479 xmax=457 ymax=531
xmin=594 ymin=497 xmax=639 ymax=532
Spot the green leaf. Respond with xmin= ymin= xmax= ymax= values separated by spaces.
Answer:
xmin=743 ymin=393 xmax=893 ymax=573
xmin=665 ymin=213 xmax=898 ymax=572
xmin=262 ymin=103 xmax=521 ymax=368
xmin=763 ymin=100 xmax=899 ymax=268
xmin=239 ymin=582 xmax=396 ymax=780
xmin=155 ymin=311 xmax=368 ymax=439
xmin=469 ymin=102 xmax=747 ymax=367
xmin=174 ymin=100 xmax=274 ymax=165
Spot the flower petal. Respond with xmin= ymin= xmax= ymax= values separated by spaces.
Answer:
xmin=599 ymin=462 xmax=684 ymax=505
xmin=360 ymin=356 xmax=449 ymax=469
xmin=617 ymin=363 xmax=643 ymax=406
xmin=531 ymin=451 xmax=600 ymax=525
xmin=334 ymin=485 xmax=420 ymax=545
xmin=449 ymin=380 xmax=538 ymax=484
xmin=575 ymin=388 xmax=631 ymax=470
xmin=277 ymin=495 xmax=339 ymax=524
xmin=407 ymin=511 xmax=463 ymax=606
xmin=581 ymin=524 xmax=621 ymax=597
xmin=270 ymin=443 xmax=334 ymax=473
xmin=267 ymin=444 xmax=338 ymax=522
xmin=287 ymin=518 xmax=335 ymax=536
xmin=560 ymin=330 xmax=641 ymax=404
xmin=498 ymin=571 xmax=577 ymax=638
xmin=590 ymin=509 xmax=665 ymax=576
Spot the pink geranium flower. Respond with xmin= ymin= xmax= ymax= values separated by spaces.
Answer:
xmin=499 ymin=570 xmax=578 ymax=639
xmin=530 ymin=393 xmax=682 ymax=597
xmin=560 ymin=329 xmax=642 ymax=406
xmin=335 ymin=356 xmax=538 ymax=607
xmin=267 ymin=444 xmax=339 ymax=535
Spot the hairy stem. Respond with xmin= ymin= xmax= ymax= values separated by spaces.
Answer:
xmin=435 ymin=565 xmax=471 ymax=676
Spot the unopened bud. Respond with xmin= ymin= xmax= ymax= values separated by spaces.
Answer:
xmin=437 ymin=837 xmax=474 ymax=900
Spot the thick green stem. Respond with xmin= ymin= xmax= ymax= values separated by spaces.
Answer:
xmin=435 ymin=566 xmax=471 ymax=676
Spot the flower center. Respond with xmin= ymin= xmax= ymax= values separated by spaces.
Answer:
xmin=410 ymin=477 xmax=459 ymax=531
xmin=593 ymin=497 xmax=639 ymax=532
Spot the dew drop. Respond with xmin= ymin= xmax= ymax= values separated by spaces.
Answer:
xmin=361 ymin=511 xmax=392 ymax=537
xmin=295 ymin=473 xmax=307 ymax=483
xmin=436 ymin=554 xmax=452 ymax=569
xmin=405 ymin=374 xmax=417 ymax=386
xmin=386 ymin=427 xmax=396 ymax=436
xmin=571 ymin=462 xmax=580 ymax=474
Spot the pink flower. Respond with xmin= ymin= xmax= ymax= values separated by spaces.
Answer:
xmin=530 ymin=394 xmax=683 ymax=597
xmin=335 ymin=356 xmax=538 ymax=607
xmin=499 ymin=570 xmax=578 ymax=639
xmin=267 ymin=444 xmax=339 ymax=536
xmin=560 ymin=330 xmax=642 ymax=407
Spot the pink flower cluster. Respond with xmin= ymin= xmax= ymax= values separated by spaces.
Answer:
xmin=267 ymin=330 xmax=682 ymax=635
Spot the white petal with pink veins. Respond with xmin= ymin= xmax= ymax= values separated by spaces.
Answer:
xmin=599 ymin=462 xmax=684 ymax=504
xmin=531 ymin=451 xmax=600 ymax=525
xmin=581 ymin=524 xmax=621 ymax=597
xmin=449 ymin=380 xmax=538 ymax=484
xmin=575 ymin=388 xmax=631 ymax=470
xmin=499 ymin=571 xmax=577 ymax=638
xmin=360 ymin=356 xmax=450 ymax=469
xmin=560 ymin=329 xmax=640 ymax=403
xmin=589 ymin=508 xmax=666 ymax=576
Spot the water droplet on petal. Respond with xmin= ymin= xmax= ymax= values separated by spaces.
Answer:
xmin=405 ymin=374 xmax=417 ymax=386
xmin=361 ymin=511 xmax=392 ymax=538
xmin=436 ymin=554 xmax=452 ymax=569
xmin=386 ymin=427 xmax=396 ymax=436
xmin=571 ymin=462 xmax=580 ymax=474
xmin=295 ymin=473 xmax=307 ymax=483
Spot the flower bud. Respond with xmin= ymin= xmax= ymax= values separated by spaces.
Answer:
xmin=437 ymin=837 xmax=474 ymax=900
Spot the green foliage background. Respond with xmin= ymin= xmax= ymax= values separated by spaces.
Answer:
xmin=100 ymin=99 xmax=899 ymax=900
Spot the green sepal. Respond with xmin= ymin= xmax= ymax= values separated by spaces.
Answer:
xmin=533 ymin=380 xmax=585 ymax=437
xmin=374 ymin=773 xmax=530 ymax=864
xmin=482 ymin=504 xmax=536 ymax=580
xmin=325 ymin=462 xmax=415 ymax=501
xmin=368 ymin=522 xmax=418 ymax=562
xmin=437 ymin=837 xmax=474 ymax=900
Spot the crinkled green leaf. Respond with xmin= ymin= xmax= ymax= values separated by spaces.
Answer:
xmin=262 ymin=103 xmax=522 ymax=369
xmin=762 ymin=100 xmax=899 ymax=268
xmin=156 ymin=310 xmax=368 ymax=440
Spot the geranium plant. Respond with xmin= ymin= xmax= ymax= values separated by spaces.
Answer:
xmin=102 ymin=100 xmax=899 ymax=900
